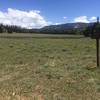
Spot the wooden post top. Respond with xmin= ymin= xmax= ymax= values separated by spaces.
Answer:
xmin=91 ymin=17 xmax=100 ymax=39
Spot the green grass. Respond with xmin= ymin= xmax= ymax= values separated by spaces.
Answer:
xmin=0 ymin=35 xmax=99 ymax=100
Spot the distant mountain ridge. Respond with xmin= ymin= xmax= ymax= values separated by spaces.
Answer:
xmin=39 ymin=22 xmax=93 ymax=34
xmin=0 ymin=22 xmax=94 ymax=34
xmin=41 ymin=22 xmax=94 ymax=30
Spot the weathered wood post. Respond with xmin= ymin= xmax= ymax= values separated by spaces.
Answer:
xmin=96 ymin=17 xmax=99 ymax=67
xmin=91 ymin=17 xmax=100 ymax=67
xmin=96 ymin=37 xmax=99 ymax=67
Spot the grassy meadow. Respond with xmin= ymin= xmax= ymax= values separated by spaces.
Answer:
xmin=0 ymin=34 xmax=100 ymax=100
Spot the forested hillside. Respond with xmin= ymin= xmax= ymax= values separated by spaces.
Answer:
xmin=0 ymin=23 xmax=94 ymax=35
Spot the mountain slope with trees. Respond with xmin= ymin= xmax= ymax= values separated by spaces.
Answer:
xmin=0 ymin=23 xmax=94 ymax=35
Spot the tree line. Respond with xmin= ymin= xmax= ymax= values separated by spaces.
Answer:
xmin=0 ymin=24 xmax=83 ymax=34
xmin=0 ymin=24 xmax=38 ymax=33
xmin=0 ymin=23 xmax=98 ymax=37
xmin=83 ymin=23 xmax=100 ymax=37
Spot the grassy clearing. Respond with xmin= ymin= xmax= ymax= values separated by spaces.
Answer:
xmin=0 ymin=35 xmax=99 ymax=100
xmin=0 ymin=33 xmax=83 ymax=38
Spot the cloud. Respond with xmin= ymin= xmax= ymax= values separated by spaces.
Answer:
xmin=74 ymin=16 xmax=89 ymax=23
xmin=89 ymin=16 xmax=97 ymax=22
xmin=63 ymin=17 xmax=67 ymax=19
xmin=74 ymin=16 xmax=97 ymax=23
xmin=0 ymin=8 xmax=48 ymax=28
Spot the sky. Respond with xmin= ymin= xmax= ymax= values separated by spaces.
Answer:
xmin=0 ymin=0 xmax=99 ymax=28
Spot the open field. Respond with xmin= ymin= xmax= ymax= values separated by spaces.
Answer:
xmin=0 ymin=33 xmax=84 ymax=38
xmin=0 ymin=34 xmax=100 ymax=100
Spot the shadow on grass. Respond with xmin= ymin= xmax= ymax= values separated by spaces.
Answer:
xmin=0 ymin=35 xmax=85 ymax=39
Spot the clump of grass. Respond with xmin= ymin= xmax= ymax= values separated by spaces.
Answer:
xmin=9 ymin=45 xmax=14 ymax=48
